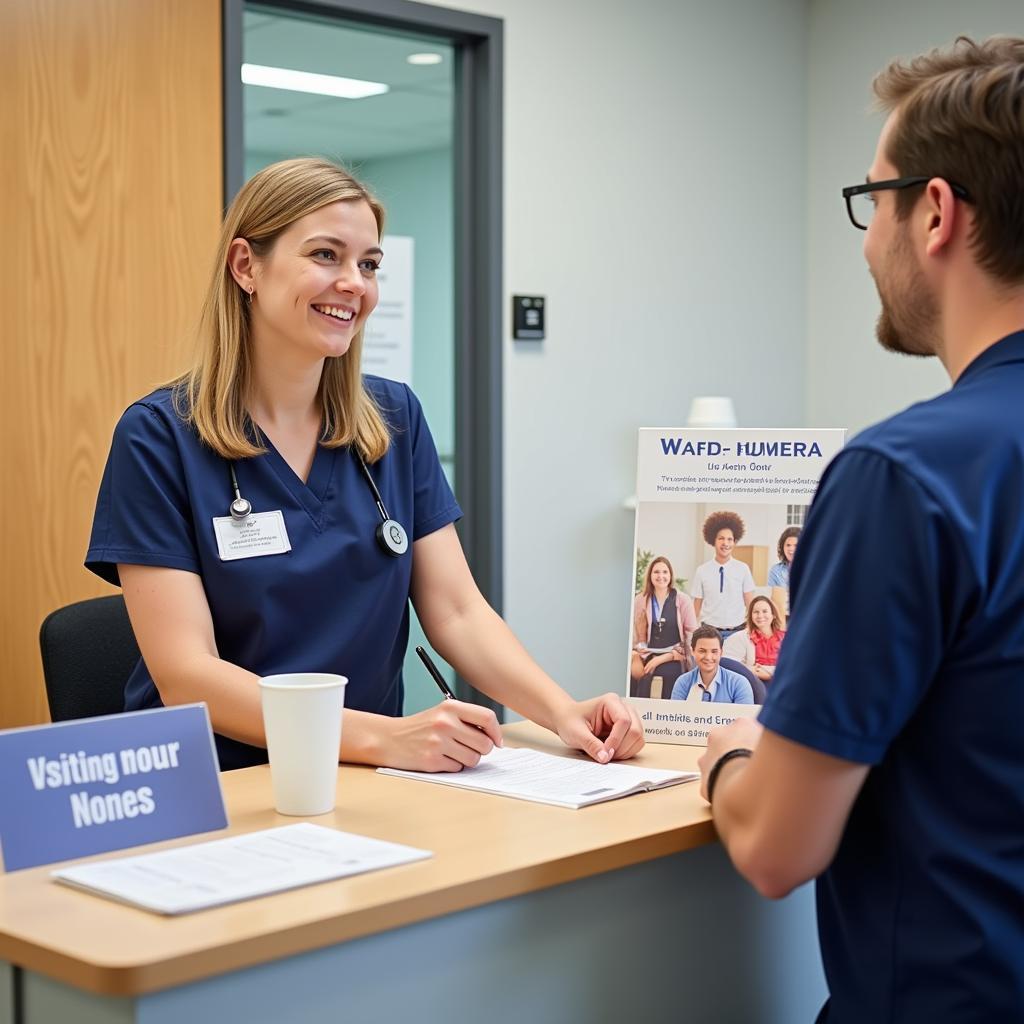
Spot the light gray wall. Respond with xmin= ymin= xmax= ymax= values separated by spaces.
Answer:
xmin=805 ymin=1 xmax=1023 ymax=433
xmin=447 ymin=0 xmax=809 ymax=701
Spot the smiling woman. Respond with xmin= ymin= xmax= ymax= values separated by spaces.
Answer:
xmin=84 ymin=158 xmax=644 ymax=774
xmin=179 ymin=159 xmax=392 ymax=467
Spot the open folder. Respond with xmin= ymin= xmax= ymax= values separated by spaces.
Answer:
xmin=377 ymin=746 xmax=698 ymax=809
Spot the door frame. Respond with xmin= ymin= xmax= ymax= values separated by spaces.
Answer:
xmin=223 ymin=0 xmax=504 ymax=712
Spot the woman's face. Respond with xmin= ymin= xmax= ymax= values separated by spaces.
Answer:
xmin=783 ymin=535 xmax=798 ymax=563
xmin=248 ymin=200 xmax=381 ymax=363
xmin=751 ymin=600 xmax=773 ymax=633
xmin=649 ymin=562 xmax=672 ymax=591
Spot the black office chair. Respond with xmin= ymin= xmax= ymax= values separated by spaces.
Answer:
xmin=39 ymin=595 xmax=140 ymax=721
xmin=720 ymin=656 xmax=767 ymax=705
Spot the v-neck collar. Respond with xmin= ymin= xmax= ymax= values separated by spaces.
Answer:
xmin=259 ymin=435 xmax=337 ymax=530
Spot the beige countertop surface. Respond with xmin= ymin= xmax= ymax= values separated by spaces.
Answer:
xmin=0 ymin=722 xmax=713 ymax=996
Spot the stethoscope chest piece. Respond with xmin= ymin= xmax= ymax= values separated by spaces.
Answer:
xmin=228 ymin=464 xmax=252 ymax=521
xmin=357 ymin=450 xmax=410 ymax=558
xmin=229 ymin=496 xmax=252 ymax=521
xmin=377 ymin=519 xmax=409 ymax=557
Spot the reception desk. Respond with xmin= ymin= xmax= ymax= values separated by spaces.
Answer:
xmin=0 ymin=723 xmax=826 ymax=1023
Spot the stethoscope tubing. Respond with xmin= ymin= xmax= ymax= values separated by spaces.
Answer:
xmin=226 ymin=450 xmax=408 ymax=557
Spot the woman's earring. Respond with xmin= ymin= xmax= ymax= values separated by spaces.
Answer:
xmin=247 ymin=285 xmax=254 ymax=304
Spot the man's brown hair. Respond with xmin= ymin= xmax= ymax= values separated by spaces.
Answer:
xmin=873 ymin=36 xmax=1024 ymax=284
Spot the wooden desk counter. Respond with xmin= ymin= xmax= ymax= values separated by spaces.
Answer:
xmin=0 ymin=723 xmax=715 ymax=998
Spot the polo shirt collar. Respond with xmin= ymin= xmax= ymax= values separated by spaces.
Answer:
xmin=698 ymin=668 xmax=722 ymax=699
xmin=955 ymin=330 xmax=1024 ymax=386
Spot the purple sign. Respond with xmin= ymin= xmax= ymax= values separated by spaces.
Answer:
xmin=0 ymin=705 xmax=227 ymax=871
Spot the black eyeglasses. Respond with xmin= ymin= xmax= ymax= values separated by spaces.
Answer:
xmin=842 ymin=176 xmax=971 ymax=230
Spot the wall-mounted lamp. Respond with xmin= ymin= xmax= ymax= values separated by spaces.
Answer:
xmin=686 ymin=396 xmax=737 ymax=428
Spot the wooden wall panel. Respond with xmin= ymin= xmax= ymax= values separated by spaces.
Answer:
xmin=0 ymin=0 xmax=222 ymax=727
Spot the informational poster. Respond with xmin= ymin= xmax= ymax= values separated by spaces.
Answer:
xmin=363 ymin=234 xmax=413 ymax=384
xmin=627 ymin=428 xmax=845 ymax=745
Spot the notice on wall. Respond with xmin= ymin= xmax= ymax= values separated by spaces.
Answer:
xmin=626 ymin=428 xmax=845 ymax=745
xmin=363 ymin=234 xmax=413 ymax=385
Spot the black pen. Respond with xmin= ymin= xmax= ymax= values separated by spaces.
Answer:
xmin=416 ymin=645 xmax=456 ymax=700
xmin=416 ymin=645 xmax=501 ymax=747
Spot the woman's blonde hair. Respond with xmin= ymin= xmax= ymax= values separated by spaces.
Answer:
xmin=172 ymin=157 xmax=391 ymax=461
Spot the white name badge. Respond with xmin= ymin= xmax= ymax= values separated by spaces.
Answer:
xmin=213 ymin=511 xmax=292 ymax=561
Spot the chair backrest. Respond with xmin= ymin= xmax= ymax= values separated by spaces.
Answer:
xmin=720 ymin=656 xmax=767 ymax=705
xmin=39 ymin=595 xmax=140 ymax=721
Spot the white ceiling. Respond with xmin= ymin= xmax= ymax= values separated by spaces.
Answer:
xmin=244 ymin=7 xmax=454 ymax=163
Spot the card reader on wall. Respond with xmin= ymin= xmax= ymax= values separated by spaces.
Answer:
xmin=512 ymin=295 xmax=545 ymax=340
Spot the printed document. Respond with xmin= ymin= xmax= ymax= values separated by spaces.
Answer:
xmin=51 ymin=823 xmax=431 ymax=914
xmin=377 ymin=746 xmax=697 ymax=809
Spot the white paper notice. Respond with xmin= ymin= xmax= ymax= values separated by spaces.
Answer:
xmin=51 ymin=823 xmax=432 ymax=915
xmin=363 ymin=234 xmax=413 ymax=384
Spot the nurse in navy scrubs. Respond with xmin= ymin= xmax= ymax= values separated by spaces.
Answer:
xmin=86 ymin=158 xmax=643 ymax=772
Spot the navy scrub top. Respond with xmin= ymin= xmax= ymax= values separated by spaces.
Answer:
xmin=85 ymin=376 xmax=461 ymax=771
xmin=759 ymin=331 xmax=1024 ymax=1023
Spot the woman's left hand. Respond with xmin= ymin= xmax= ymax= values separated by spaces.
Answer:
xmin=553 ymin=693 xmax=645 ymax=763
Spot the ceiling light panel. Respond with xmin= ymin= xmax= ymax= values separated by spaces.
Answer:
xmin=241 ymin=63 xmax=389 ymax=100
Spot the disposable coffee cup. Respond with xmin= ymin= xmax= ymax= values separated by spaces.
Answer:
xmin=259 ymin=673 xmax=347 ymax=816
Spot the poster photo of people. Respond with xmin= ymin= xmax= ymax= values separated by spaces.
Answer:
xmin=627 ymin=428 xmax=845 ymax=745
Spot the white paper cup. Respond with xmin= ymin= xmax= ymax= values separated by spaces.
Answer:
xmin=259 ymin=673 xmax=347 ymax=816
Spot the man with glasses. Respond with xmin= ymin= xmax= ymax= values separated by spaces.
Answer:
xmin=697 ymin=36 xmax=1024 ymax=1023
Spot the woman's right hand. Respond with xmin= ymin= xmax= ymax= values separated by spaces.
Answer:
xmin=376 ymin=701 xmax=503 ymax=772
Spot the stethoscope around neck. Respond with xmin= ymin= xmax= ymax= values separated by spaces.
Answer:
xmin=227 ymin=451 xmax=409 ymax=557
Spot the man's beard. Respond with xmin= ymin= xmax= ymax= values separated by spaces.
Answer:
xmin=873 ymin=229 xmax=939 ymax=357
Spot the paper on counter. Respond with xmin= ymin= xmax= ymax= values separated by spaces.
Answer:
xmin=378 ymin=745 xmax=697 ymax=809
xmin=51 ymin=823 xmax=431 ymax=914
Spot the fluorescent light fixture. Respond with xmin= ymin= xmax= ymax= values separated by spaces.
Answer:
xmin=407 ymin=53 xmax=443 ymax=66
xmin=241 ymin=63 xmax=389 ymax=100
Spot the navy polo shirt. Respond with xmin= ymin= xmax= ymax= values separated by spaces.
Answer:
xmin=760 ymin=331 xmax=1024 ymax=1023
xmin=86 ymin=377 xmax=461 ymax=771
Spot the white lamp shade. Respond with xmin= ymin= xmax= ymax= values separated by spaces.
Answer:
xmin=686 ymin=396 xmax=737 ymax=428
